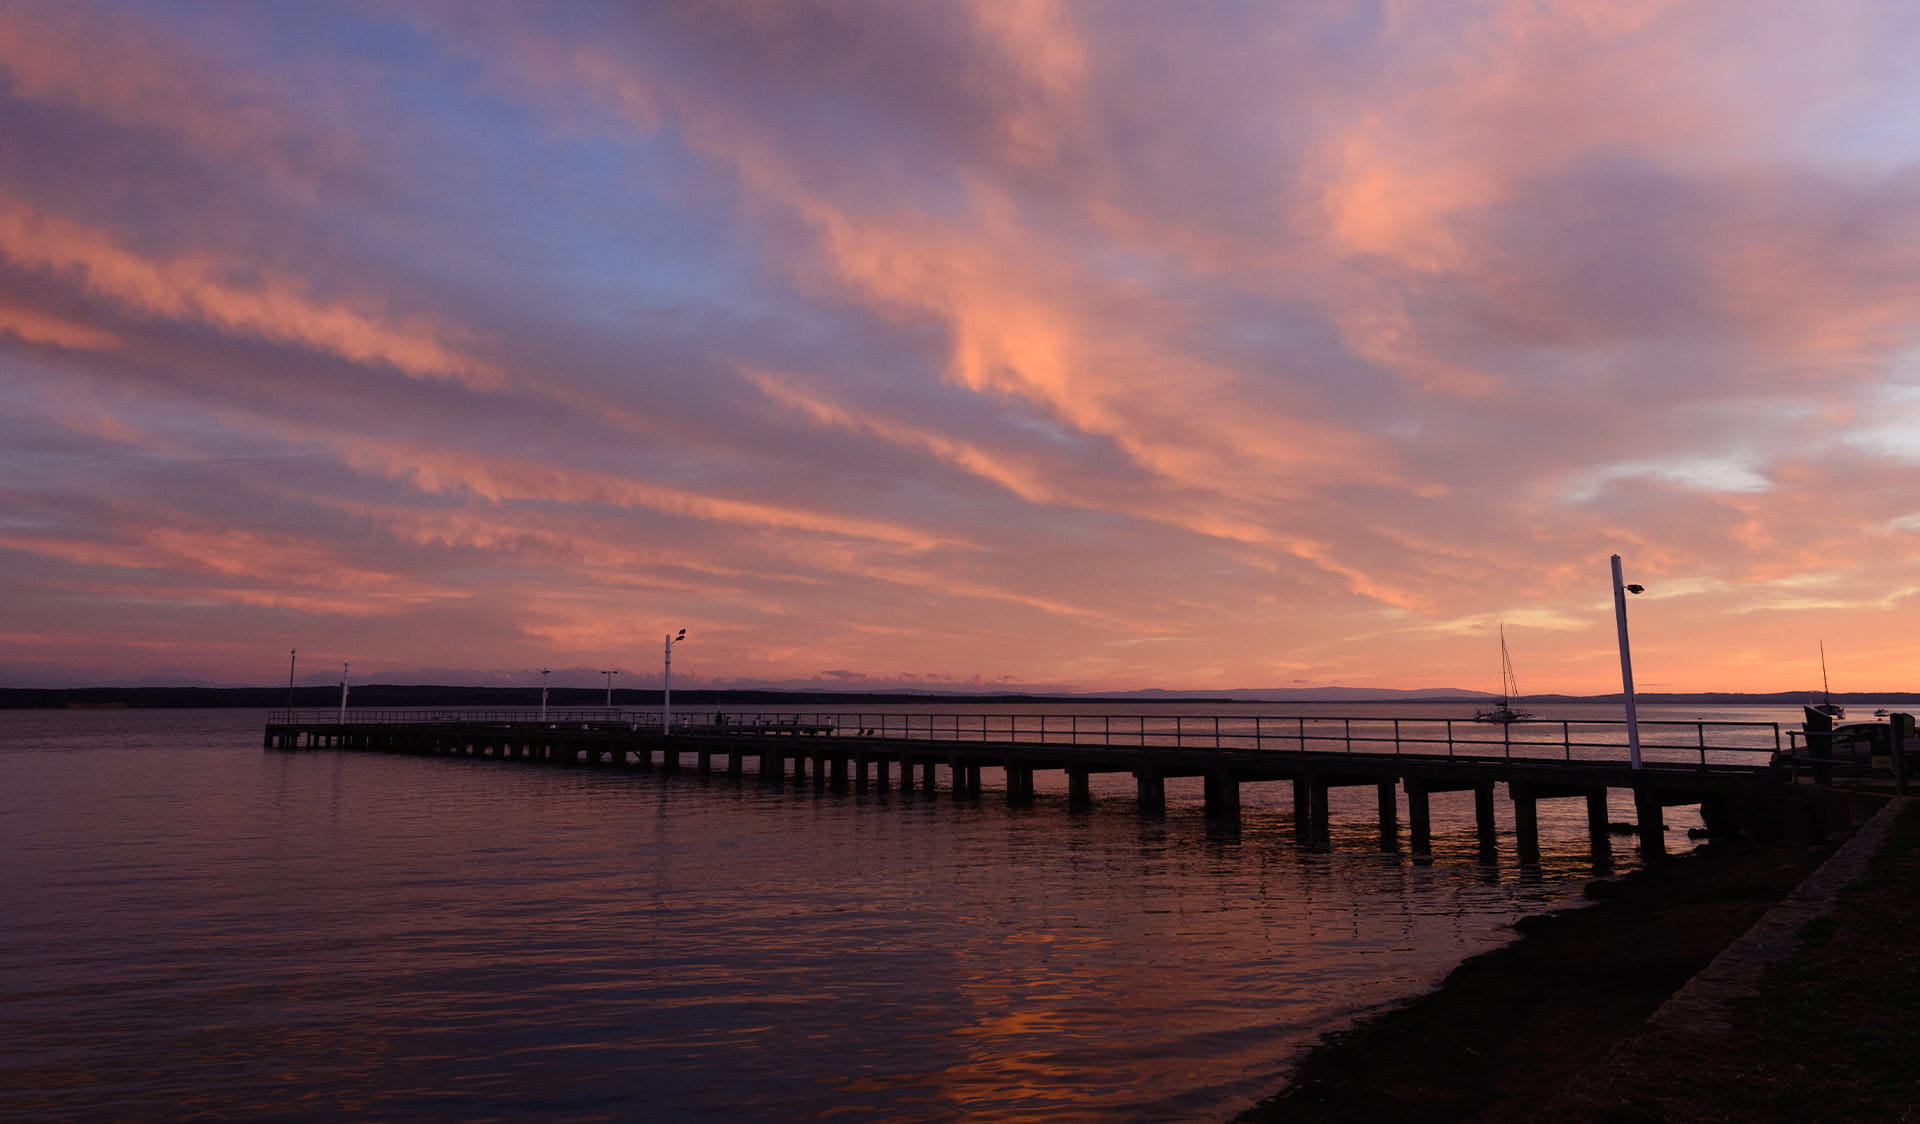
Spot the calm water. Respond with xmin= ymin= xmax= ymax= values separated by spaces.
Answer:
xmin=1 ymin=703 xmax=1811 ymax=1121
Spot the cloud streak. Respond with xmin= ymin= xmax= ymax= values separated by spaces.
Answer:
xmin=4 ymin=0 xmax=1920 ymax=694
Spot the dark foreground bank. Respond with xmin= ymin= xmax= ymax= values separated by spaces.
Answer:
xmin=1237 ymin=829 xmax=1852 ymax=1122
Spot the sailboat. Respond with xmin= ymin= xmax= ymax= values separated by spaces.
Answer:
xmin=1474 ymin=626 xmax=1534 ymax=724
xmin=1812 ymin=641 xmax=1845 ymax=719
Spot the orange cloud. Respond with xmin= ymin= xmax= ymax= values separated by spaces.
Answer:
xmin=0 ymin=200 xmax=505 ymax=389
xmin=0 ymin=3 xmax=360 ymax=193
xmin=325 ymin=435 xmax=953 ymax=551
xmin=0 ymin=298 xmax=119 ymax=351
xmin=0 ymin=523 xmax=466 ymax=612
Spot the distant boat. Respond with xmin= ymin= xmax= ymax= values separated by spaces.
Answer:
xmin=1474 ymin=626 xmax=1534 ymax=724
xmin=1812 ymin=641 xmax=1845 ymax=719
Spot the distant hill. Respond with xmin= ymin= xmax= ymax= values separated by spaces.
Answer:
xmin=7 ymin=684 xmax=1919 ymax=710
xmin=1086 ymin=686 xmax=1493 ymax=702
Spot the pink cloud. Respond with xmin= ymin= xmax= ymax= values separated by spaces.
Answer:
xmin=7 ymin=1 xmax=1920 ymax=693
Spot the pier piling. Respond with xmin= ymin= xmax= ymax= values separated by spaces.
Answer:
xmin=263 ymin=709 xmax=1835 ymax=864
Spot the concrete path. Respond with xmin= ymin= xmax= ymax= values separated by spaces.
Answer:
xmin=1647 ymin=795 xmax=1908 ymax=1032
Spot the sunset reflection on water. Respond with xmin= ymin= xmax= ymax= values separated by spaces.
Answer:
xmin=1 ymin=707 xmax=1719 ymax=1121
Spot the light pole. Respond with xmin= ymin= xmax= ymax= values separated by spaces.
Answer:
xmin=663 ymin=628 xmax=687 ymax=733
xmin=287 ymin=648 xmax=296 ymax=720
xmin=339 ymin=661 xmax=350 ymax=724
xmin=540 ymin=668 xmax=550 ymax=722
xmin=602 ymin=668 xmax=619 ymax=712
xmin=1611 ymin=554 xmax=1646 ymax=769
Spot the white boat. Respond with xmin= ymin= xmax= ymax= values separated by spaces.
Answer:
xmin=1474 ymin=627 xmax=1534 ymax=724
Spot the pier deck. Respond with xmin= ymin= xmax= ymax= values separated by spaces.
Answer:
xmin=265 ymin=709 xmax=1873 ymax=861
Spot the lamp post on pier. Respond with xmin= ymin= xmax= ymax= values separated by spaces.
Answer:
xmin=1611 ymin=554 xmax=1646 ymax=769
xmin=663 ymin=629 xmax=687 ymax=734
xmin=602 ymin=668 xmax=618 ymax=713
xmin=339 ymin=661 xmax=350 ymax=724
xmin=540 ymin=668 xmax=550 ymax=722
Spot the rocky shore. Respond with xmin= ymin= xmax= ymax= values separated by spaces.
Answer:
xmin=1234 ymin=817 xmax=1886 ymax=1123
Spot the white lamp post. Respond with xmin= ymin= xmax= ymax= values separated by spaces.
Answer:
xmin=664 ymin=629 xmax=687 ymax=733
xmin=1611 ymin=554 xmax=1646 ymax=769
xmin=339 ymin=661 xmax=350 ymax=724
xmin=602 ymin=668 xmax=619 ymax=712
xmin=540 ymin=668 xmax=550 ymax=722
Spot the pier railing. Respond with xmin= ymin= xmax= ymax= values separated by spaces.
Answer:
xmin=272 ymin=709 xmax=1782 ymax=771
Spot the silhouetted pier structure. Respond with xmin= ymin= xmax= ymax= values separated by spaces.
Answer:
xmin=264 ymin=709 xmax=1872 ymax=861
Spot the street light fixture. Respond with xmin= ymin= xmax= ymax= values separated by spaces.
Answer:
xmin=664 ymin=629 xmax=687 ymax=734
xmin=1611 ymin=554 xmax=1645 ymax=770
xmin=540 ymin=668 xmax=550 ymax=722
xmin=602 ymin=668 xmax=619 ymax=712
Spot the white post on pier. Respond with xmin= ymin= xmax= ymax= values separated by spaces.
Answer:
xmin=663 ymin=628 xmax=687 ymax=734
xmin=602 ymin=668 xmax=618 ymax=713
xmin=339 ymin=661 xmax=350 ymax=724
xmin=1611 ymin=554 xmax=1644 ymax=769
xmin=540 ymin=667 xmax=550 ymax=722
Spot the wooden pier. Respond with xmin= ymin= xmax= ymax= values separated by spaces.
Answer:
xmin=264 ymin=710 xmax=1876 ymax=862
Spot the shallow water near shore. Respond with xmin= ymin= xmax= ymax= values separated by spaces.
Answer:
xmin=3 ymin=704 xmax=1777 ymax=1121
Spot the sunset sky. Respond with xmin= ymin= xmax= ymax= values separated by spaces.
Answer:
xmin=5 ymin=1 xmax=1920 ymax=695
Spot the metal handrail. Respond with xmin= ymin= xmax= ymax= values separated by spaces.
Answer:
xmin=270 ymin=708 xmax=1782 ymax=769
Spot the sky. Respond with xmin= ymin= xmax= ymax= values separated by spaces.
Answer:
xmin=4 ymin=0 xmax=1920 ymax=695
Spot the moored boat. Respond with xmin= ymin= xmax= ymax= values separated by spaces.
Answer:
xmin=1811 ymin=641 xmax=1845 ymax=719
xmin=1473 ymin=626 xmax=1533 ymax=724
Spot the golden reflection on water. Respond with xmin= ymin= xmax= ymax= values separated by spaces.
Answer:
xmin=1 ymin=707 xmax=1719 ymax=1123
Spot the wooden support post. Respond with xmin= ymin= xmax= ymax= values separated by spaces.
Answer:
xmin=1308 ymin=781 xmax=1331 ymax=848
xmin=1511 ymin=782 xmax=1540 ymax=863
xmin=1135 ymin=770 xmax=1166 ymax=816
xmin=697 ymin=749 xmax=712 ymax=775
xmin=761 ymin=747 xmax=782 ymax=784
xmin=1474 ymin=784 xmax=1498 ymax=853
xmin=1587 ymin=790 xmax=1611 ymax=863
xmin=1893 ymin=713 xmax=1914 ymax=796
xmin=812 ymin=752 xmax=828 ymax=792
xmin=1203 ymin=772 xmax=1240 ymax=821
xmin=728 ymin=749 xmax=743 ymax=777
xmin=854 ymin=756 xmax=869 ymax=793
xmin=1377 ymin=782 xmax=1399 ymax=852
xmin=1067 ymin=768 xmax=1092 ymax=811
xmin=1634 ymin=785 xmax=1666 ymax=860
xmin=875 ymin=757 xmax=891 ymax=792
xmin=967 ymin=764 xmax=983 ymax=797
xmin=1293 ymin=777 xmax=1313 ymax=843
xmin=921 ymin=760 xmax=937 ymax=793
xmin=829 ymin=754 xmax=849 ymax=793
xmin=1407 ymin=782 xmax=1432 ymax=854
xmin=1699 ymin=795 xmax=1736 ymax=840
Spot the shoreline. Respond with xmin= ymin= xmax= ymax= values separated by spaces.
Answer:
xmin=1234 ymin=830 xmax=1844 ymax=1121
